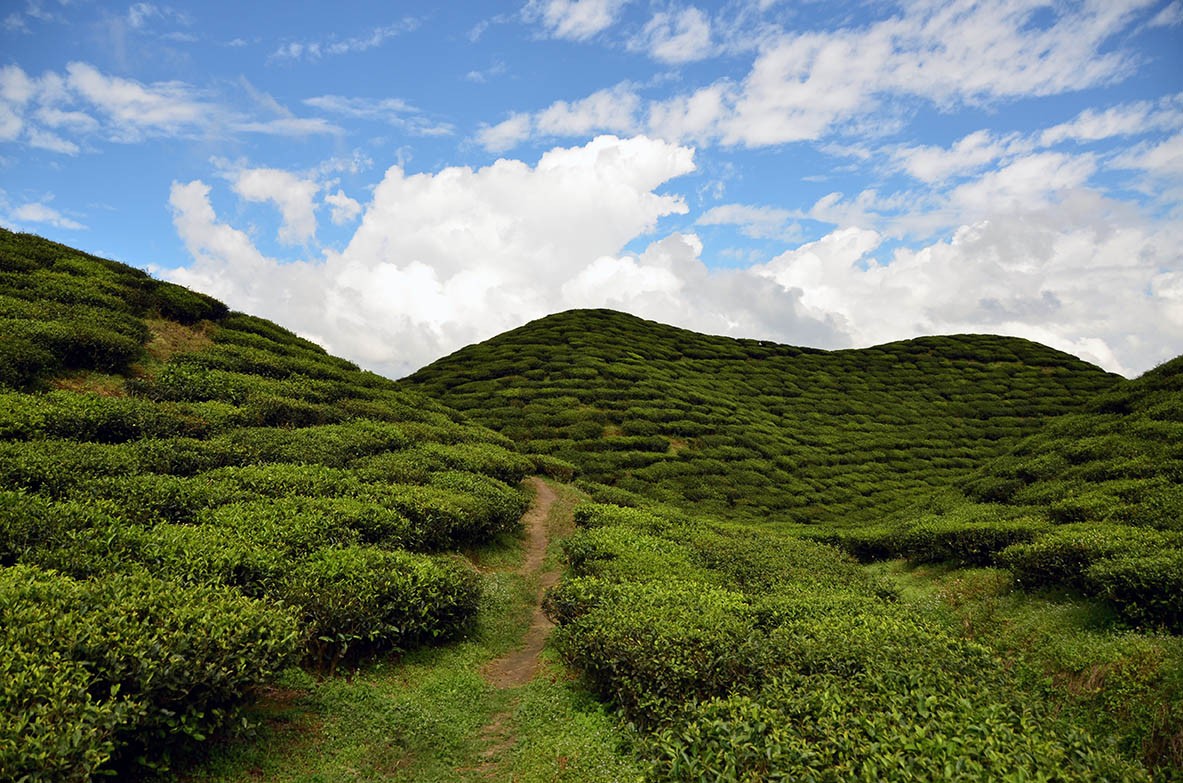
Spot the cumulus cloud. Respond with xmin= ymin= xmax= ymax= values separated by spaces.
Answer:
xmin=10 ymin=201 xmax=85 ymax=229
xmin=523 ymin=0 xmax=629 ymax=40
xmin=755 ymin=189 xmax=1183 ymax=375
xmin=698 ymin=203 xmax=796 ymax=239
xmin=476 ymin=113 xmax=533 ymax=152
xmin=633 ymin=7 xmax=714 ymax=64
xmin=0 ymin=62 xmax=340 ymax=152
xmin=168 ymin=135 xmax=848 ymax=376
xmin=1040 ymin=95 xmax=1183 ymax=146
xmin=491 ymin=0 xmax=1158 ymax=150
xmin=325 ymin=189 xmax=362 ymax=225
xmin=230 ymin=167 xmax=320 ymax=245
xmin=536 ymin=84 xmax=641 ymax=137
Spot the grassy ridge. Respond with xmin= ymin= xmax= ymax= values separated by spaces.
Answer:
xmin=0 ymin=228 xmax=536 ymax=777
xmin=406 ymin=308 xmax=1119 ymax=526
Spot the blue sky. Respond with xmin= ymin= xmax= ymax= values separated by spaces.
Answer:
xmin=2 ymin=0 xmax=1181 ymax=377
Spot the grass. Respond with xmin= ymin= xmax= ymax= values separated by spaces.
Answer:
xmin=870 ymin=559 xmax=1183 ymax=777
xmin=181 ymin=481 xmax=643 ymax=783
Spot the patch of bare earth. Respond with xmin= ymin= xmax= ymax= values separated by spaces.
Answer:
xmin=482 ymin=477 xmax=561 ymax=689
xmin=467 ymin=477 xmax=566 ymax=777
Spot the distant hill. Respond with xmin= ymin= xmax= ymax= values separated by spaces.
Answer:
xmin=405 ymin=308 xmax=1120 ymax=526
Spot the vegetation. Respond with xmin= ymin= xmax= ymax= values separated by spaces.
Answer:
xmin=407 ymin=308 xmax=1118 ymax=525
xmin=0 ymin=228 xmax=532 ymax=776
xmin=3 ymin=229 xmax=1180 ymax=780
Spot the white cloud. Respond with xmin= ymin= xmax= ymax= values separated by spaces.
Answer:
xmin=11 ymin=202 xmax=85 ymax=230
xmin=1112 ymin=132 xmax=1183 ymax=177
xmin=1039 ymin=96 xmax=1183 ymax=146
xmin=949 ymin=152 xmax=1097 ymax=215
xmin=269 ymin=19 xmax=418 ymax=61
xmin=890 ymin=130 xmax=1024 ymax=183
xmin=633 ymin=7 xmax=714 ymax=64
xmin=476 ymin=113 xmax=534 ymax=152
xmin=230 ymin=167 xmax=320 ymax=245
xmin=325 ymin=189 xmax=362 ymax=225
xmin=167 ymin=135 xmax=1181 ymax=379
xmin=502 ymin=0 xmax=1154 ymax=149
xmin=127 ymin=3 xmax=159 ymax=29
xmin=64 ymin=61 xmax=209 ymax=140
xmin=26 ymin=127 xmax=79 ymax=154
xmin=523 ymin=0 xmax=629 ymax=40
xmin=759 ymin=193 xmax=1183 ymax=376
xmin=536 ymin=84 xmax=641 ymax=136
xmin=698 ymin=203 xmax=796 ymax=239
xmin=1149 ymin=0 xmax=1183 ymax=26
xmin=233 ymin=117 xmax=342 ymax=136
xmin=304 ymin=94 xmax=453 ymax=136
xmin=168 ymin=136 xmax=843 ymax=375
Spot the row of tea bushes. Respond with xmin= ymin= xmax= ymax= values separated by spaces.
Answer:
xmin=0 ymin=229 xmax=544 ymax=777
xmin=0 ymin=565 xmax=298 ymax=779
xmin=407 ymin=309 xmax=1121 ymax=527
xmin=544 ymin=503 xmax=1148 ymax=781
xmin=822 ymin=356 xmax=1183 ymax=632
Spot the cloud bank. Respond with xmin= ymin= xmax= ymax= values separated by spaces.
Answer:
xmin=166 ymin=136 xmax=1182 ymax=379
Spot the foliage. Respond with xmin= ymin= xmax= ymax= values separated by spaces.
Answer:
xmin=406 ymin=309 xmax=1119 ymax=526
xmin=0 ymin=227 xmax=539 ymax=773
xmin=0 ymin=565 xmax=299 ymax=777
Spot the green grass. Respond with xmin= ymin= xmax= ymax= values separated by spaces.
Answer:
xmin=870 ymin=560 xmax=1183 ymax=777
xmin=182 ymin=482 xmax=643 ymax=783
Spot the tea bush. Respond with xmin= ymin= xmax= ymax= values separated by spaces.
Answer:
xmin=278 ymin=547 xmax=479 ymax=670
xmin=998 ymin=525 xmax=1181 ymax=591
xmin=0 ymin=565 xmax=299 ymax=775
xmin=1087 ymin=552 xmax=1183 ymax=631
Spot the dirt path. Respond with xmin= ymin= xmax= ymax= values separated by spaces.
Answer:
xmin=481 ymin=476 xmax=561 ymax=688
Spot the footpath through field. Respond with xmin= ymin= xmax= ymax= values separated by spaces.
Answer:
xmin=184 ymin=478 xmax=640 ymax=782
xmin=482 ymin=476 xmax=561 ymax=688
xmin=464 ymin=476 xmax=566 ymax=778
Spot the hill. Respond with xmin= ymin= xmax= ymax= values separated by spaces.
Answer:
xmin=3 ymin=229 xmax=1178 ymax=781
xmin=828 ymin=352 xmax=1183 ymax=630
xmin=405 ymin=308 xmax=1120 ymax=526
xmin=0 ymin=228 xmax=540 ymax=777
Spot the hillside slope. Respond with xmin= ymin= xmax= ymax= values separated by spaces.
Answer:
xmin=405 ymin=308 xmax=1120 ymax=526
xmin=0 ymin=228 xmax=538 ymax=777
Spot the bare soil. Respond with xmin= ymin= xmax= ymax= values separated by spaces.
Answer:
xmin=481 ymin=477 xmax=561 ymax=688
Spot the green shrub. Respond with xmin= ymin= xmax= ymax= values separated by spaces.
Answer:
xmin=0 ymin=642 xmax=128 ymax=782
xmin=140 ymin=364 xmax=253 ymax=403
xmin=1087 ymin=552 xmax=1183 ymax=632
xmin=0 ymin=492 xmax=120 ymax=566
xmin=2 ymin=318 xmax=143 ymax=373
xmin=530 ymin=453 xmax=578 ymax=481
xmin=0 ymin=335 xmax=58 ymax=389
xmin=138 ymin=524 xmax=286 ymax=596
xmin=896 ymin=517 xmax=1052 ymax=566
xmin=207 ymin=496 xmax=413 ymax=552
xmin=0 ymin=440 xmax=137 ymax=497
xmin=150 ymin=281 xmax=228 ymax=324
xmin=278 ymin=547 xmax=479 ymax=670
xmin=551 ymin=579 xmax=759 ymax=725
xmin=999 ymin=525 xmax=1180 ymax=591
xmin=0 ymin=565 xmax=298 ymax=774
xmin=647 ymin=669 xmax=1148 ymax=782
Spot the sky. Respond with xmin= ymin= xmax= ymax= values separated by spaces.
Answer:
xmin=1 ymin=0 xmax=1181 ymax=378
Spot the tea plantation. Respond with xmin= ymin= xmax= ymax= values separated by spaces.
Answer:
xmin=0 ymin=228 xmax=537 ymax=777
xmin=406 ymin=308 xmax=1120 ymax=525
xmin=3 ymin=227 xmax=1180 ymax=781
